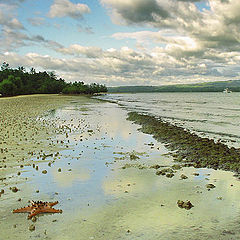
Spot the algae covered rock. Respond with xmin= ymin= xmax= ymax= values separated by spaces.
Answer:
xmin=206 ymin=183 xmax=216 ymax=189
xmin=180 ymin=174 xmax=188 ymax=179
xmin=177 ymin=200 xmax=194 ymax=210
xmin=156 ymin=168 xmax=174 ymax=176
xmin=166 ymin=173 xmax=174 ymax=178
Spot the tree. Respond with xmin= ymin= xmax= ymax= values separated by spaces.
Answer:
xmin=1 ymin=62 xmax=10 ymax=71
xmin=0 ymin=76 xmax=17 ymax=96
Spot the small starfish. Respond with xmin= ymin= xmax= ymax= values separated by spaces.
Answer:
xmin=13 ymin=200 xmax=62 ymax=219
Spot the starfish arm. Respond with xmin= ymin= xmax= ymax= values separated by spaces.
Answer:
xmin=13 ymin=206 xmax=32 ymax=213
xmin=43 ymin=208 xmax=62 ymax=213
xmin=48 ymin=201 xmax=59 ymax=207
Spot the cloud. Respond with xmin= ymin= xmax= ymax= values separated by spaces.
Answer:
xmin=3 ymin=36 xmax=240 ymax=87
xmin=0 ymin=4 xmax=24 ymax=29
xmin=106 ymin=0 xmax=240 ymax=59
xmin=28 ymin=17 xmax=46 ymax=26
xmin=101 ymin=0 xmax=169 ymax=25
xmin=2 ymin=0 xmax=240 ymax=86
xmin=49 ymin=0 xmax=90 ymax=19
xmin=77 ymin=24 xmax=94 ymax=34
xmin=57 ymin=44 xmax=102 ymax=58
xmin=0 ymin=25 xmax=63 ymax=52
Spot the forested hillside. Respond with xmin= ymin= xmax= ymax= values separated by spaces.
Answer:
xmin=0 ymin=62 xmax=107 ymax=97
xmin=108 ymin=80 xmax=240 ymax=93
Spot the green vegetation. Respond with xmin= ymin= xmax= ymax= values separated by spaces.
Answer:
xmin=108 ymin=80 xmax=240 ymax=93
xmin=0 ymin=62 xmax=107 ymax=97
xmin=127 ymin=112 xmax=240 ymax=173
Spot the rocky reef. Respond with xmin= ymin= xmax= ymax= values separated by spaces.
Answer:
xmin=127 ymin=112 xmax=240 ymax=173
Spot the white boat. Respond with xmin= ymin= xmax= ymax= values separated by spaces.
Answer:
xmin=223 ymin=88 xmax=232 ymax=93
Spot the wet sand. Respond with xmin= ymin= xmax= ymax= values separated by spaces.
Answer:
xmin=1 ymin=95 xmax=240 ymax=240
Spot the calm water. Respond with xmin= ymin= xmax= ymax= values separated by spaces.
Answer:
xmin=98 ymin=92 xmax=240 ymax=147
xmin=2 ymin=95 xmax=240 ymax=240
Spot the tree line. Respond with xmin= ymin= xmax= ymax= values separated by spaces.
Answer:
xmin=0 ymin=62 xmax=107 ymax=97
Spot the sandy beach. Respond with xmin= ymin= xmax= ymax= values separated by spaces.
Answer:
xmin=1 ymin=94 xmax=240 ymax=240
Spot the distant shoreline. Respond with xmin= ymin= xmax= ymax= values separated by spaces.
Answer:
xmin=108 ymin=79 xmax=240 ymax=93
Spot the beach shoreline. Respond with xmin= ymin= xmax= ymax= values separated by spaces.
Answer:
xmin=1 ymin=94 xmax=240 ymax=239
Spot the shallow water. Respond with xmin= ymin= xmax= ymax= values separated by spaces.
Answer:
xmin=98 ymin=92 xmax=240 ymax=147
xmin=1 ymin=96 xmax=240 ymax=239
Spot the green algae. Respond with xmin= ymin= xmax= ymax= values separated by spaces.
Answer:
xmin=127 ymin=112 xmax=240 ymax=174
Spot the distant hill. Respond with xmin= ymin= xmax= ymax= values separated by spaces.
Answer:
xmin=108 ymin=80 xmax=240 ymax=93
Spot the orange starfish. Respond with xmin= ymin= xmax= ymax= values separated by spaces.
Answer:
xmin=13 ymin=200 xmax=62 ymax=219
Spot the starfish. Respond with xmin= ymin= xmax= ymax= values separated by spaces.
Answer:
xmin=13 ymin=200 xmax=62 ymax=219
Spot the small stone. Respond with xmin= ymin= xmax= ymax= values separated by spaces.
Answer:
xmin=172 ymin=164 xmax=182 ymax=170
xmin=17 ymin=172 xmax=21 ymax=176
xmin=36 ymin=190 xmax=39 ymax=193
xmin=31 ymin=216 xmax=37 ymax=222
xmin=17 ymin=198 xmax=21 ymax=201
xmin=166 ymin=173 xmax=174 ymax=178
xmin=58 ymin=168 xmax=61 ymax=172
xmin=206 ymin=184 xmax=216 ymax=189
xmin=177 ymin=200 xmax=194 ymax=210
xmin=151 ymin=164 xmax=161 ymax=169
xmin=11 ymin=187 xmax=19 ymax=193
xmin=180 ymin=174 xmax=188 ymax=180
xmin=42 ymin=170 xmax=47 ymax=174
xmin=29 ymin=225 xmax=35 ymax=231
xmin=193 ymin=173 xmax=199 ymax=176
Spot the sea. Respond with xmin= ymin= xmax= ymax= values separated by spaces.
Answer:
xmin=97 ymin=92 xmax=240 ymax=148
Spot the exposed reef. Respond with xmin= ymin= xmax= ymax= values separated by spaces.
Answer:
xmin=127 ymin=112 xmax=240 ymax=173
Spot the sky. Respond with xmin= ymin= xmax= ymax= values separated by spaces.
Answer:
xmin=1 ymin=0 xmax=240 ymax=86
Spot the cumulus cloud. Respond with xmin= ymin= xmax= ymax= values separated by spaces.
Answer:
xmin=58 ymin=44 xmax=103 ymax=58
xmin=3 ymin=36 xmax=240 ymax=86
xmin=0 ymin=4 xmax=24 ymax=29
xmin=101 ymin=0 xmax=169 ymax=25
xmin=2 ymin=0 xmax=240 ymax=86
xmin=49 ymin=0 xmax=90 ymax=19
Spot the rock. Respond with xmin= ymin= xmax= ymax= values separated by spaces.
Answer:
xmin=177 ymin=200 xmax=194 ymax=210
xmin=42 ymin=170 xmax=47 ymax=174
xmin=58 ymin=168 xmax=62 ymax=172
xmin=166 ymin=173 xmax=174 ymax=178
xmin=180 ymin=174 xmax=188 ymax=179
xmin=29 ymin=225 xmax=35 ymax=231
xmin=172 ymin=164 xmax=182 ymax=170
xmin=11 ymin=187 xmax=19 ymax=193
xmin=156 ymin=168 xmax=174 ymax=176
xmin=206 ymin=183 xmax=216 ymax=189
xmin=193 ymin=173 xmax=199 ymax=176
xmin=129 ymin=153 xmax=139 ymax=160
xmin=150 ymin=164 xmax=161 ymax=169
